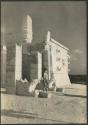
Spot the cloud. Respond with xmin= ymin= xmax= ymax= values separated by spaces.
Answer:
xmin=74 ymin=49 xmax=83 ymax=54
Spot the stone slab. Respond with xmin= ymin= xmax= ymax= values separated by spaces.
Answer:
xmin=38 ymin=91 xmax=48 ymax=98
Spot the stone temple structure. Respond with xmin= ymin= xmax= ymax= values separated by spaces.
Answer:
xmin=43 ymin=31 xmax=71 ymax=88
xmin=30 ymin=31 xmax=71 ymax=88
xmin=1 ymin=15 xmax=71 ymax=94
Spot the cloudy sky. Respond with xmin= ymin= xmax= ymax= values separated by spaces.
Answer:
xmin=1 ymin=1 xmax=87 ymax=75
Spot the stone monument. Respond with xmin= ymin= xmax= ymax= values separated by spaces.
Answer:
xmin=43 ymin=31 xmax=71 ymax=88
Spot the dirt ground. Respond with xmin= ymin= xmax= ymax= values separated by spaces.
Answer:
xmin=1 ymin=84 xmax=87 ymax=124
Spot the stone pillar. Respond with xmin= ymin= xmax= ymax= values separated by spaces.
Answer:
xmin=23 ymin=15 xmax=33 ymax=44
xmin=48 ymin=48 xmax=51 ymax=80
xmin=42 ymin=49 xmax=50 ymax=80
xmin=38 ymin=52 xmax=42 ymax=80
xmin=30 ymin=52 xmax=42 ymax=80
xmin=6 ymin=43 xmax=22 ymax=94
xmin=46 ymin=31 xmax=50 ymax=42
xmin=43 ymin=31 xmax=51 ymax=80
xmin=1 ymin=45 xmax=7 ymax=88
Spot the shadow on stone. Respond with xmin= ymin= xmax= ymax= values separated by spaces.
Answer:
xmin=1 ymin=109 xmax=38 ymax=119
xmin=59 ymin=93 xmax=87 ymax=98
xmin=1 ymin=109 xmax=71 ymax=123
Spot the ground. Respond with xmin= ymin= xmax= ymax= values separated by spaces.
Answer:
xmin=1 ymin=84 xmax=87 ymax=124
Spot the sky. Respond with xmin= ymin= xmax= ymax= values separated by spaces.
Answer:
xmin=1 ymin=1 xmax=87 ymax=75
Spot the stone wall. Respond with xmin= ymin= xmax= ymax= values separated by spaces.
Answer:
xmin=30 ymin=52 xmax=42 ymax=80
xmin=22 ymin=51 xmax=42 ymax=81
xmin=22 ymin=54 xmax=31 ymax=81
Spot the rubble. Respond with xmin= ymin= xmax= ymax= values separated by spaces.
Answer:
xmin=28 ymin=79 xmax=39 ymax=93
xmin=48 ymin=80 xmax=56 ymax=91
xmin=20 ymin=78 xmax=28 ymax=83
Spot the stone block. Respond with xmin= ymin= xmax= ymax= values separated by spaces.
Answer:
xmin=6 ymin=86 xmax=16 ymax=94
xmin=56 ymin=88 xmax=63 ymax=92
xmin=16 ymin=81 xmax=29 ymax=96
xmin=6 ymin=65 xmax=15 ymax=72
xmin=38 ymin=91 xmax=48 ymax=98
xmin=30 ymin=74 xmax=38 ymax=79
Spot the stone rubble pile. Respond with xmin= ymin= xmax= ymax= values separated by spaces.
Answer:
xmin=16 ymin=78 xmax=54 ymax=98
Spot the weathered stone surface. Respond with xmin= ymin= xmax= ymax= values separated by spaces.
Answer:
xmin=6 ymin=44 xmax=22 ymax=94
xmin=30 ymin=52 xmax=42 ymax=80
xmin=1 ymin=46 xmax=7 ymax=87
xmin=42 ymin=50 xmax=48 ymax=68
xmin=6 ymin=71 xmax=15 ymax=86
xmin=6 ymin=86 xmax=16 ymax=94
xmin=42 ymin=32 xmax=71 ymax=87
xmin=28 ymin=79 xmax=39 ymax=93
xmin=29 ymin=42 xmax=45 ymax=52
xmin=38 ymin=91 xmax=48 ymax=98
xmin=16 ymin=79 xmax=39 ymax=97
xmin=23 ymin=15 xmax=33 ymax=43
xmin=22 ymin=54 xmax=31 ymax=81
xmin=16 ymin=80 xmax=29 ymax=96
xmin=22 ymin=51 xmax=42 ymax=81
